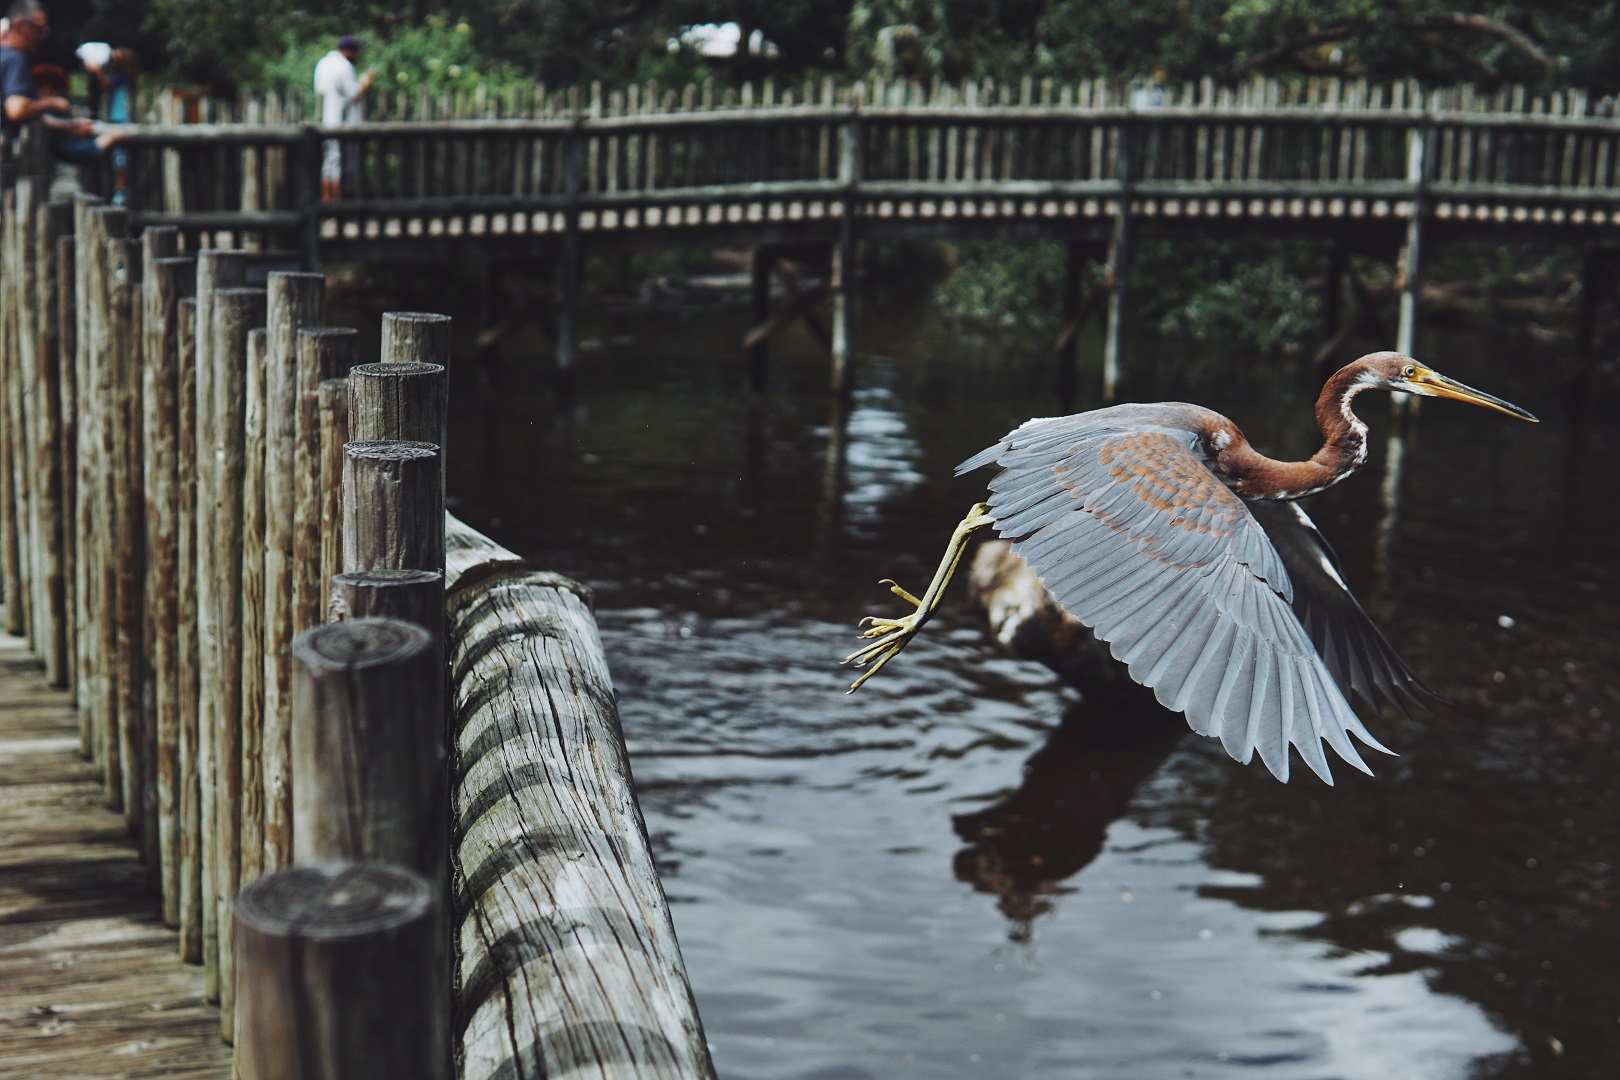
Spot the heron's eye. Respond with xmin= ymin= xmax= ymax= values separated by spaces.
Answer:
xmin=1402 ymin=364 xmax=1415 ymax=378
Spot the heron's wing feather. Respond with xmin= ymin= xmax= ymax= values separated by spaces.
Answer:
xmin=969 ymin=424 xmax=1391 ymax=783
xmin=1245 ymin=499 xmax=1435 ymax=715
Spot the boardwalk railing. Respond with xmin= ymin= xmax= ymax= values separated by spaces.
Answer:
xmin=0 ymin=177 xmax=713 ymax=1078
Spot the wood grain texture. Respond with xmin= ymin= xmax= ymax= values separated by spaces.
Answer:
xmin=234 ymin=863 xmax=445 ymax=1080
xmin=56 ymin=234 xmax=78 ymax=713
xmin=443 ymin=512 xmax=526 ymax=593
xmin=33 ymin=202 xmax=71 ymax=690
xmin=261 ymin=273 xmax=325 ymax=874
xmin=147 ymin=257 xmax=197 ymax=930
xmin=0 ymin=623 xmax=232 ymax=1080
xmin=340 ymin=440 xmax=444 ymax=574
xmin=292 ymin=331 xmax=355 ymax=632
xmin=192 ymin=250 xmax=253 ymax=1002
xmin=107 ymin=237 xmax=146 ymax=849
xmin=328 ymin=569 xmax=444 ymax=632
xmin=317 ymin=380 xmax=348 ymax=621
xmin=175 ymin=297 xmax=203 ymax=964
xmin=346 ymin=362 xmax=448 ymax=445
xmin=87 ymin=207 xmax=129 ymax=810
xmin=239 ymin=327 xmax=269 ymax=892
xmin=210 ymin=285 xmax=268 ymax=1042
xmin=1 ymin=192 xmax=25 ymax=640
xmin=448 ymin=564 xmax=714 ymax=1080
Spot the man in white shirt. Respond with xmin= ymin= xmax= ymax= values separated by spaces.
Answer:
xmin=313 ymin=34 xmax=372 ymax=201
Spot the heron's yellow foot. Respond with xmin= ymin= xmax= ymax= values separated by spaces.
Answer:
xmin=842 ymin=579 xmax=931 ymax=693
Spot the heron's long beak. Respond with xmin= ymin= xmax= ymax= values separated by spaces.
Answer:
xmin=1407 ymin=369 xmax=1539 ymax=422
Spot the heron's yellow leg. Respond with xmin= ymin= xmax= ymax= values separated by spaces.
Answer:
xmin=843 ymin=502 xmax=994 ymax=692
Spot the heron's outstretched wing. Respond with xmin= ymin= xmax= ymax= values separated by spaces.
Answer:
xmin=1244 ymin=499 xmax=1434 ymax=715
xmin=959 ymin=415 xmax=1391 ymax=783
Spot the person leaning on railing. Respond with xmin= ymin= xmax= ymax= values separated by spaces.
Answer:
xmin=0 ymin=0 xmax=77 ymax=141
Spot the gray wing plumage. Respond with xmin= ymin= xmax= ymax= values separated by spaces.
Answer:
xmin=958 ymin=410 xmax=1393 ymax=783
xmin=1244 ymin=499 xmax=1434 ymax=715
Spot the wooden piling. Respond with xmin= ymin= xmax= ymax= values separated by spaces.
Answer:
xmin=147 ymin=254 xmax=196 ymax=928
xmin=341 ymin=441 xmax=445 ymax=574
xmin=194 ymin=249 xmax=255 ymax=1000
xmin=234 ymin=863 xmax=446 ymax=1080
xmin=317 ymin=379 xmax=349 ymax=617
xmin=86 ymin=205 xmax=129 ymax=806
xmin=293 ymin=329 xmax=357 ymax=634
xmin=33 ymin=201 xmax=71 ymax=688
xmin=13 ymin=178 xmax=43 ymax=661
xmin=262 ymin=272 xmax=325 ymax=872
xmin=346 ymin=362 xmax=449 ymax=445
xmin=56 ymin=234 xmax=78 ymax=713
xmin=212 ymin=283 xmax=269 ymax=1040
xmin=107 ymin=236 xmax=148 ymax=850
xmin=380 ymin=310 xmax=452 ymax=370
xmin=1 ymin=190 xmax=26 ymax=642
xmin=177 ymin=296 xmax=203 ymax=963
xmin=289 ymin=618 xmax=444 ymax=876
xmin=328 ymin=569 xmax=445 ymax=630
xmin=240 ymin=327 xmax=269 ymax=895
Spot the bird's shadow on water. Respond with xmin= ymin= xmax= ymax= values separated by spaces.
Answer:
xmin=951 ymin=689 xmax=1187 ymax=941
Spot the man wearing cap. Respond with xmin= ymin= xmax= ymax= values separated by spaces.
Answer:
xmin=313 ymin=34 xmax=373 ymax=201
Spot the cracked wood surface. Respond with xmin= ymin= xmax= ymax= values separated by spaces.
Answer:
xmin=0 ymin=625 xmax=231 ymax=1079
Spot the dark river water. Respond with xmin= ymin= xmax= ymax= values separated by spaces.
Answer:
xmin=428 ymin=279 xmax=1618 ymax=1080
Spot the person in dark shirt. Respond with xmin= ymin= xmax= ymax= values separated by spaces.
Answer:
xmin=1 ymin=1 xmax=89 ymax=141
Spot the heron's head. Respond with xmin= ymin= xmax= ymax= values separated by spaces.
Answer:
xmin=1351 ymin=351 xmax=1538 ymax=422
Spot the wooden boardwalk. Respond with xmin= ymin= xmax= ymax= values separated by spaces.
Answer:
xmin=0 ymin=626 xmax=231 ymax=1080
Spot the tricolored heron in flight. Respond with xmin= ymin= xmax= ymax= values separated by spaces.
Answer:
xmin=843 ymin=352 xmax=1537 ymax=783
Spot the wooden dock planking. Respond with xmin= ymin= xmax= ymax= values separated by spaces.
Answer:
xmin=0 ymin=628 xmax=231 ymax=1080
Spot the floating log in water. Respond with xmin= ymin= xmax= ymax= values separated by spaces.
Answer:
xmin=234 ymin=862 xmax=446 ymax=1080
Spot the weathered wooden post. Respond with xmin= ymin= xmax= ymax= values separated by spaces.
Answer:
xmin=147 ymin=253 xmax=196 ymax=928
xmin=328 ymin=569 xmax=444 ymax=629
xmin=56 ymin=233 xmax=78 ymax=713
xmin=346 ymin=362 xmax=449 ymax=445
xmin=194 ymin=248 xmax=255 ymax=1000
xmin=317 ymin=379 xmax=349 ymax=615
xmin=234 ymin=862 xmax=446 ymax=1080
xmin=262 ymin=273 xmax=326 ymax=873
xmin=341 ymin=442 xmax=445 ymax=574
xmin=289 ymin=618 xmax=444 ymax=875
xmin=13 ymin=177 xmax=44 ymax=660
xmin=241 ymin=327 xmax=270 ymax=897
xmin=108 ymin=236 xmax=148 ymax=851
xmin=33 ymin=201 xmax=72 ymax=689
xmin=0 ymin=188 xmax=19 ymax=646
xmin=176 ymin=295 xmax=203 ymax=963
xmin=213 ymin=283 xmax=269 ymax=1039
xmin=293 ymin=329 xmax=357 ymax=633
xmin=380 ymin=310 xmax=452 ymax=371
xmin=86 ymin=204 xmax=129 ymax=806
xmin=69 ymin=195 xmax=101 ymax=742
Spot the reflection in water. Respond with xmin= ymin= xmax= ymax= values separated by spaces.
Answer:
xmin=1373 ymin=417 xmax=1409 ymax=594
xmin=953 ymin=698 xmax=1185 ymax=938
xmin=440 ymin=290 xmax=1620 ymax=1080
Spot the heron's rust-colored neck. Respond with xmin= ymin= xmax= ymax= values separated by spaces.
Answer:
xmin=1218 ymin=363 xmax=1373 ymax=500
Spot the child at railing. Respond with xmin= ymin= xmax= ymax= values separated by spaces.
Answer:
xmin=31 ymin=62 xmax=128 ymax=201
